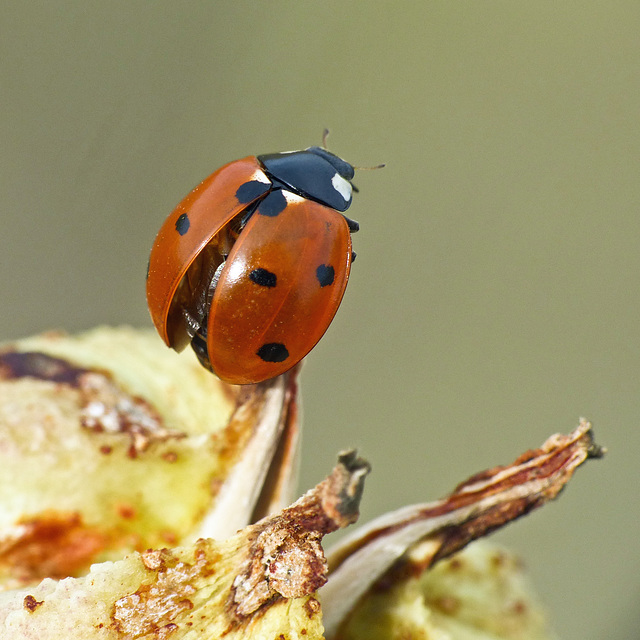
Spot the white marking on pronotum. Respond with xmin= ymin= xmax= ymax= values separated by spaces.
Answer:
xmin=331 ymin=173 xmax=352 ymax=202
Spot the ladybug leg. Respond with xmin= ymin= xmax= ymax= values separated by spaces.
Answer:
xmin=206 ymin=261 xmax=225 ymax=307
xmin=182 ymin=307 xmax=202 ymax=338
xmin=183 ymin=221 xmax=240 ymax=370
xmin=190 ymin=333 xmax=214 ymax=372
xmin=183 ymin=258 xmax=227 ymax=339
xmin=181 ymin=249 xmax=226 ymax=338
xmin=342 ymin=215 xmax=359 ymax=233
xmin=182 ymin=258 xmax=218 ymax=335
xmin=184 ymin=224 xmax=237 ymax=334
xmin=186 ymin=251 xmax=229 ymax=372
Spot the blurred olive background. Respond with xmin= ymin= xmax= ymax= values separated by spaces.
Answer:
xmin=2 ymin=2 xmax=638 ymax=638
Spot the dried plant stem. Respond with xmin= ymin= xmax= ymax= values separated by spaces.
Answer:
xmin=231 ymin=451 xmax=371 ymax=617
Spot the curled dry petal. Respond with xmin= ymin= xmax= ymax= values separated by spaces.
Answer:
xmin=0 ymin=453 xmax=370 ymax=640
xmin=321 ymin=420 xmax=604 ymax=638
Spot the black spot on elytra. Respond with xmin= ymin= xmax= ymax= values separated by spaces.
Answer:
xmin=175 ymin=213 xmax=190 ymax=235
xmin=236 ymin=180 xmax=270 ymax=204
xmin=316 ymin=264 xmax=335 ymax=287
xmin=256 ymin=342 xmax=289 ymax=363
xmin=257 ymin=190 xmax=287 ymax=217
xmin=250 ymin=268 xmax=277 ymax=287
xmin=351 ymin=251 xmax=357 ymax=263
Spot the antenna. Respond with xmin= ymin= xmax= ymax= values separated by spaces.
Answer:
xmin=321 ymin=128 xmax=386 ymax=171
xmin=322 ymin=128 xmax=330 ymax=149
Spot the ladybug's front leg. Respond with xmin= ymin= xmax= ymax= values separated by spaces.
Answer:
xmin=189 ymin=333 xmax=214 ymax=372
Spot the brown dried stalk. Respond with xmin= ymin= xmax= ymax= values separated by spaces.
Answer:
xmin=231 ymin=450 xmax=371 ymax=618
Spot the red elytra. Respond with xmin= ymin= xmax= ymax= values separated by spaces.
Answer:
xmin=146 ymin=147 xmax=358 ymax=385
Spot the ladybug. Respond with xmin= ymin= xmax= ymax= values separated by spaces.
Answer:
xmin=146 ymin=143 xmax=362 ymax=385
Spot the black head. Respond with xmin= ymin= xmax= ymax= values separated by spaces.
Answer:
xmin=306 ymin=146 xmax=355 ymax=181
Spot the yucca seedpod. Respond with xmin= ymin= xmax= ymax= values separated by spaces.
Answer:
xmin=0 ymin=328 xmax=603 ymax=639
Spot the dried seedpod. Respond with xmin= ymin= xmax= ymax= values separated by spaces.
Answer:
xmin=0 ymin=327 xmax=299 ymax=589
xmin=0 ymin=328 xmax=605 ymax=639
